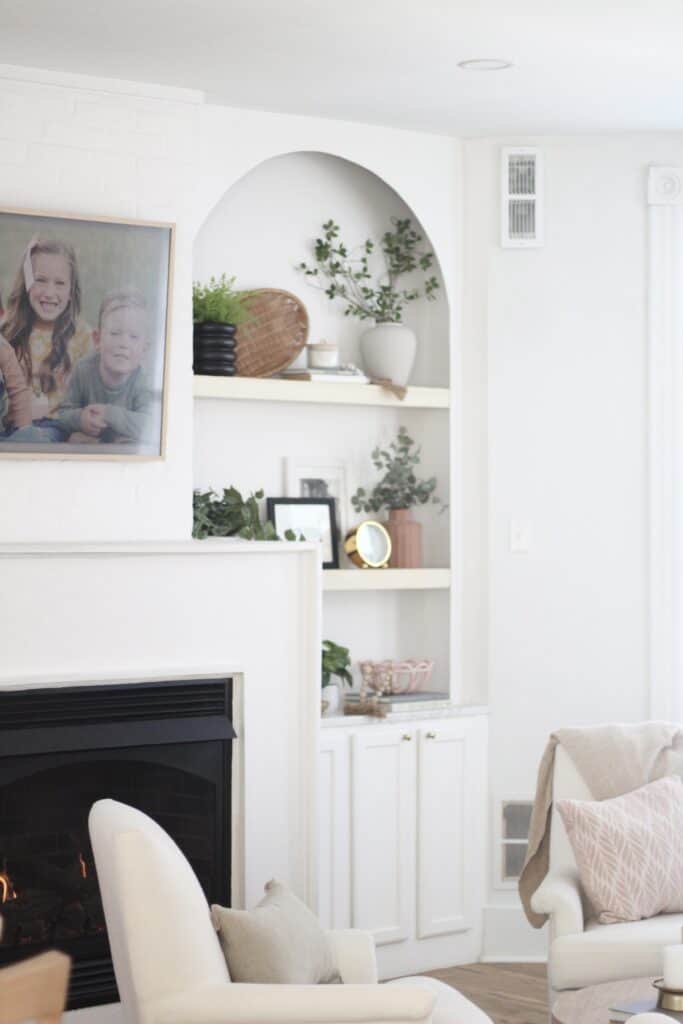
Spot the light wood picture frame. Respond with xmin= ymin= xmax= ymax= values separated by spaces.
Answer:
xmin=285 ymin=456 xmax=350 ymax=537
xmin=0 ymin=206 xmax=174 ymax=460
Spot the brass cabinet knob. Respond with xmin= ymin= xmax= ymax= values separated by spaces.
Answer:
xmin=402 ymin=733 xmax=412 ymax=741
xmin=426 ymin=731 xmax=436 ymax=739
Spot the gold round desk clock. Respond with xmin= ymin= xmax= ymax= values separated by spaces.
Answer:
xmin=344 ymin=520 xmax=392 ymax=569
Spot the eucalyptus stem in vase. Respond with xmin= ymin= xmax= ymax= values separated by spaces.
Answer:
xmin=297 ymin=218 xmax=440 ymax=386
xmin=351 ymin=427 xmax=441 ymax=569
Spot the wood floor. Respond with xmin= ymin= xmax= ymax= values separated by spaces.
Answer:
xmin=424 ymin=963 xmax=548 ymax=1024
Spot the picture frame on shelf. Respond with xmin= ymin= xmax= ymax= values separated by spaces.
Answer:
xmin=267 ymin=496 xmax=339 ymax=569
xmin=0 ymin=206 xmax=173 ymax=460
xmin=285 ymin=456 xmax=350 ymax=537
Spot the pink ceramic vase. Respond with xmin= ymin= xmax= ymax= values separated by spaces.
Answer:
xmin=385 ymin=508 xmax=422 ymax=568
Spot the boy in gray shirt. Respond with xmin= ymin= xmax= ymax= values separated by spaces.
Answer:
xmin=57 ymin=289 xmax=155 ymax=443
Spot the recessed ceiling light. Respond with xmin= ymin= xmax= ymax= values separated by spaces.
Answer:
xmin=458 ymin=58 xmax=513 ymax=71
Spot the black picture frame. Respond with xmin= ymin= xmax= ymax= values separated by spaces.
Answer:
xmin=266 ymin=496 xmax=339 ymax=569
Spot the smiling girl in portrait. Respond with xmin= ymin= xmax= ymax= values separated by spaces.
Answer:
xmin=0 ymin=237 xmax=93 ymax=434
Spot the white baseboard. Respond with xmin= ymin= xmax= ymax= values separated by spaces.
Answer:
xmin=480 ymin=954 xmax=547 ymax=963
xmin=482 ymin=904 xmax=548 ymax=962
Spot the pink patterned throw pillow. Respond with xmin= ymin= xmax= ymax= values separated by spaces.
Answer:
xmin=556 ymin=775 xmax=683 ymax=924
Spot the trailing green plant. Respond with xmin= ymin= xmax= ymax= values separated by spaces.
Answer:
xmin=351 ymin=426 xmax=440 ymax=514
xmin=192 ymin=274 xmax=253 ymax=325
xmin=297 ymin=217 xmax=439 ymax=323
xmin=193 ymin=487 xmax=296 ymax=541
xmin=322 ymin=640 xmax=353 ymax=690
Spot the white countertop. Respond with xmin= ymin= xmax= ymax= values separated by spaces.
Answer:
xmin=320 ymin=704 xmax=489 ymax=728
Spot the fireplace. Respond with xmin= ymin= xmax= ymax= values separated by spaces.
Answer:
xmin=0 ymin=678 xmax=235 ymax=1010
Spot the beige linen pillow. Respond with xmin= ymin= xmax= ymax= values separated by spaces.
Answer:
xmin=211 ymin=879 xmax=340 ymax=983
xmin=556 ymin=774 xmax=683 ymax=924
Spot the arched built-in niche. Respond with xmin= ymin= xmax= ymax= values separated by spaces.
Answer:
xmin=192 ymin=152 xmax=453 ymax=695
xmin=193 ymin=151 xmax=450 ymax=388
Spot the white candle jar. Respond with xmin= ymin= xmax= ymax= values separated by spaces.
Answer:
xmin=663 ymin=945 xmax=683 ymax=990
xmin=308 ymin=341 xmax=339 ymax=369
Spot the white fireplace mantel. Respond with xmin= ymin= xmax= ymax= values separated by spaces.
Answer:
xmin=0 ymin=537 xmax=322 ymax=1024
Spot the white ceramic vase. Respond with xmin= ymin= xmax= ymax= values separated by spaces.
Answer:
xmin=360 ymin=322 xmax=417 ymax=387
xmin=321 ymin=683 xmax=340 ymax=717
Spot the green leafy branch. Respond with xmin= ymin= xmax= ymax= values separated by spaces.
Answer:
xmin=297 ymin=218 xmax=439 ymax=323
xmin=351 ymin=427 xmax=440 ymax=514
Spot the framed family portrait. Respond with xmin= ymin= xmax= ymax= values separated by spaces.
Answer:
xmin=267 ymin=497 xmax=340 ymax=569
xmin=0 ymin=206 xmax=174 ymax=459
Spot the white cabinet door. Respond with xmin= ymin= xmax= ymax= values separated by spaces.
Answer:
xmin=318 ymin=731 xmax=351 ymax=929
xmin=416 ymin=721 xmax=470 ymax=938
xmin=350 ymin=726 xmax=415 ymax=945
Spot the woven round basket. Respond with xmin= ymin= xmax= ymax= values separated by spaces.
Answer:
xmin=236 ymin=289 xmax=309 ymax=378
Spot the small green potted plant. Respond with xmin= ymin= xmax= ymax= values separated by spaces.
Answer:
xmin=321 ymin=639 xmax=352 ymax=716
xmin=351 ymin=426 xmax=440 ymax=568
xmin=297 ymin=218 xmax=439 ymax=386
xmin=192 ymin=274 xmax=252 ymax=377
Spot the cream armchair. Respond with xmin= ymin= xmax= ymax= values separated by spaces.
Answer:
xmin=89 ymin=800 xmax=490 ymax=1024
xmin=532 ymin=747 xmax=683 ymax=1001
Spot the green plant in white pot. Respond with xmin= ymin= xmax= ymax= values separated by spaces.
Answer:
xmin=321 ymin=640 xmax=353 ymax=716
xmin=351 ymin=427 xmax=440 ymax=568
xmin=297 ymin=218 xmax=439 ymax=386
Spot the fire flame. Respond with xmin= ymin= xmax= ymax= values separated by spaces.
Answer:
xmin=0 ymin=862 xmax=17 ymax=904
xmin=79 ymin=853 xmax=88 ymax=880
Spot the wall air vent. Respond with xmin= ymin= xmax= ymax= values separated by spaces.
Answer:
xmin=501 ymin=148 xmax=543 ymax=248
xmin=494 ymin=799 xmax=533 ymax=889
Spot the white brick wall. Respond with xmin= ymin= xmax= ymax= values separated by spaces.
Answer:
xmin=0 ymin=68 xmax=200 ymax=542
xmin=0 ymin=75 xmax=199 ymax=218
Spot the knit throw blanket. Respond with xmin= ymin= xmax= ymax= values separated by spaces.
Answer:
xmin=519 ymin=722 xmax=683 ymax=928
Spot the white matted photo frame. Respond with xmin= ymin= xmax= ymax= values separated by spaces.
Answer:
xmin=285 ymin=456 xmax=350 ymax=537
xmin=0 ymin=206 xmax=174 ymax=460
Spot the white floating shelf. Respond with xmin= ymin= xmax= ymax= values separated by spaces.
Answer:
xmin=193 ymin=375 xmax=450 ymax=409
xmin=323 ymin=568 xmax=451 ymax=592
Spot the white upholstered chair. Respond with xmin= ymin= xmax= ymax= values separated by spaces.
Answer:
xmin=89 ymin=799 xmax=491 ymax=1024
xmin=531 ymin=746 xmax=683 ymax=1001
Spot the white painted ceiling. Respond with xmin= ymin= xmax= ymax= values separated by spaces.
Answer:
xmin=2 ymin=0 xmax=683 ymax=136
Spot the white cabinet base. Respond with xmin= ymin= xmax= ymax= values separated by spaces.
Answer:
xmin=376 ymin=925 xmax=484 ymax=979
xmin=318 ymin=713 xmax=488 ymax=978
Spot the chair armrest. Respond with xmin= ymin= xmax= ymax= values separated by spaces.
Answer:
xmin=149 ymin=981 xmax=435 ymax=1024
xmin=326 ymin=929 xmax=378 ymax=984
xmin=531 ymin=872 xmax=584 ymax=938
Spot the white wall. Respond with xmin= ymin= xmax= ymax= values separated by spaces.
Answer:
xmin=0 ymin=72 xmax=200 ymax=542
xmin=465 ymin=134 xmax=683 ymax=952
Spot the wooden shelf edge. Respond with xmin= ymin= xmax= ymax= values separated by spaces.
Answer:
xmin=193 ymin=375 xmax=450 ymax=409
xmin=323 ymin=568 xmax=451 ymax=592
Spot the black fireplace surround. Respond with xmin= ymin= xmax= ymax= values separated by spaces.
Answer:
xmin=0 ymin=678 xmax=235 ymax=1010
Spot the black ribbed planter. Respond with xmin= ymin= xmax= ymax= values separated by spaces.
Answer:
xmin=193 ymin=321 xmax=237 ymax=376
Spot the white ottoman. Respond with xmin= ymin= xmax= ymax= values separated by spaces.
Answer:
xmin=388 ymin=976 xmax=493 ymax=1024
